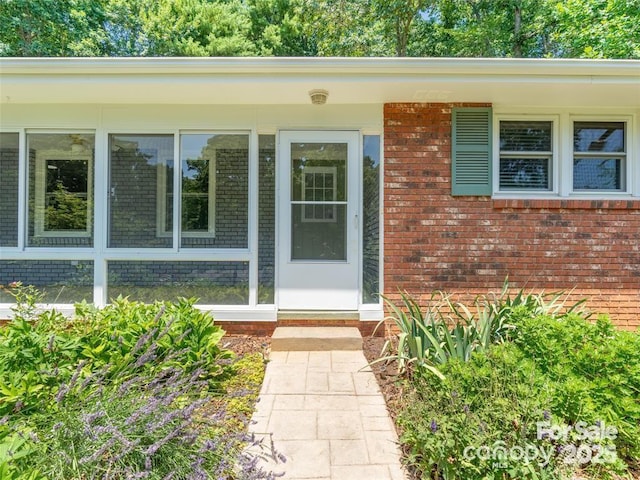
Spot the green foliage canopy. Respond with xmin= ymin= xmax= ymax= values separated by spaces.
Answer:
xmin=0 ymin=0 xmax=638 ymax=58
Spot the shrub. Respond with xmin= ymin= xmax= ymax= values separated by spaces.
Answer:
xmin=398 ymin=344 xmax=562 ymax=480
xmin=395 ymin=307 xmax=639 ymax=479
xmin=0 ymin=285 xmax=278 ymax=479
xmin=512 ymin=314 xmax=640 ymax=467
xmin=379 ymin=281 xmax=589 ymax=380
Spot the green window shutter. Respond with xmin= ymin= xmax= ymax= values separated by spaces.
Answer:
xmin=451 ymin=107 xmax=493 ymax=196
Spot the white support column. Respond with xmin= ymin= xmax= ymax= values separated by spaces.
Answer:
xmin=93 ymin=124 xmax=108 ymax=307
xmin=173 ymin=132 xmax=180 ymax=252
xmin=17 ymin=129 xmax=26 ymax=250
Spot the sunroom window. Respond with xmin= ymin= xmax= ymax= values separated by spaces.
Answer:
xmin=109 ymin=134 xmax=174 ymax=248
xmin=178 ymin=133 xmax=248 ymax=249
xmin=0 ymin=133 xmax=19 ymax=247
xmin=109 ymin=133 xmax=248 ymax=249
xmin=499 ymin=121 xmax=552 ymax=191
xmin=573 ymin=122 xmax=626 ymax=192
xmin=27 ymin=133 xmax=95 ymax=247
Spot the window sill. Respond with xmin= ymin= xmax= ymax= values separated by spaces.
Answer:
xmin=493 ymin=198 xmax=640 ymax=210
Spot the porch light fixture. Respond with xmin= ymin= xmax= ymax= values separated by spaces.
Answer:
xmin=309 ymin=89 xmax=329 ymax=105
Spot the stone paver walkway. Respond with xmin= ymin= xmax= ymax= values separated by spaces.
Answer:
xmin=249 ymin=350 xmax=407 ymax=480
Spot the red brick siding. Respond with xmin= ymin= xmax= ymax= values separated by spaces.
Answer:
xmin=383 ymin=103 xmax=640 ymax=330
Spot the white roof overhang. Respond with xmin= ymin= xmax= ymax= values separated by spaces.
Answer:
xmin=0 ymin=57 xmax=638 ymax=108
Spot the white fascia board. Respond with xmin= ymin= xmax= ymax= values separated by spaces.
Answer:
xmin=1 ymin=57 xmax=638 ymax=107
xmin=1 ymin=56 xmax=639 ymax=78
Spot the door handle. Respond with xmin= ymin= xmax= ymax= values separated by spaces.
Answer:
xmin=354 ymin=214 xmax=359 ymax=229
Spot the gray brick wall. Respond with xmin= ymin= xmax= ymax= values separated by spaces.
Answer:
xmin=0 ymin=135 xmax=19 ymax=247
xmin=109 ymin=142 xmax=172 ymax=248
xmin=258 ymin=137 xmax=276 ymax=303
xmin=0 ymin=260 xmax=94 ymax=303
xmin=107 ymin=261 xmax=249 ymax=304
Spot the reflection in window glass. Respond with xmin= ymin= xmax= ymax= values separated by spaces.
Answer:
xmin=573 ymin=122 xmax=625 ymax=191
xmin=258 ymin=135 xmax=276 ymax=304
xmin=0 ymin=260 xmax=93 ymax=303
xmin=362 ymin=135 xmax=380 ymax=304
xmin=499 ymin=121 xmax=552 ymax=191
xmin=109 ymin=134 xmax=174 ymax=248
xmin=290 ymin=142 xmax=347 ymax=261
xmin=180 ymin=134 xmax=249 ymax=249
xmin=0 ymin=133 xmax=19 ymax=247
xmin=107 ymin=261 xmax=249 ymax=305
xmin=27 ymin=133 xmax=95 ymax=247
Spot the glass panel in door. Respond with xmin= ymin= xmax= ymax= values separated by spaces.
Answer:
xmin=290 ymin=142 xmax=348 ymax=261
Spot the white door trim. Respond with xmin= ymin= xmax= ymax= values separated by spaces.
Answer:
xmin=276 ymin=130 xmax=360 ymax=310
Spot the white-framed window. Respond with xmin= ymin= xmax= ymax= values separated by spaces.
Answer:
xmin=493 ymin=113 xmax=635 ymax=198
xmin=498 ymin=119 xmax=554 ymax=192
xmin=572 ymin=121 xmax=626 ymax=192
xmin=28 ymin=133 xmax=95 ymax=240
xmin=301 ymin=165 xmax=338 ymax=223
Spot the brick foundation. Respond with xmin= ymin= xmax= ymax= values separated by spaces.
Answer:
xmin=217 ymin=320 xmax=382 ymax=337
xmin=383 ymin=103 xmax=640 ymax=330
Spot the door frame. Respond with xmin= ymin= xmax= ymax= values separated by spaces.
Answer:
xmin=275 ymin=130 xmax=361 ymax=310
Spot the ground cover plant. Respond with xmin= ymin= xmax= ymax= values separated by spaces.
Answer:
xmin=381 ymin=284 xmax=639 ymax=480
xmin=0 ymin=283 xmax=280 ymax=479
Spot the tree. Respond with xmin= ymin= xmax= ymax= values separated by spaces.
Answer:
xmin=299 ymin=0 xmax=393 ymax=56
xmin=409 ymin=0 xmax=553 ymax=57
xmin=548 ymin=0 xmax=640 ymax=58
xmin=246 ymin=0 xmax=313 ymax=56
xmin=0 ymin=0 xmax=638 ymax=58
xmin=136 ymin=0 xmax=257 ymax=56
xmin=374 ymin=0 xmax=433 ymax=56
xmin=0 ymin=0 xmax=106 ymax=56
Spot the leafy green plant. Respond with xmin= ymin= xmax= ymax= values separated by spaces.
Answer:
xmin=391 ymin=289 xmax=640 ymax=480
xmin=0 ymin=426 xmax=42 ymax=480
xmin=483 ymin=278 xmax=590 ymax=330
xmin=378 ymin=280 xmax=591 ymax=380
xmin=399 ymin=344 xmax=561 ymax=480
xmin=0 ymin=286 xmax=279 ymax=478
xmin=377 ymin=290 xmax=512 ymax=379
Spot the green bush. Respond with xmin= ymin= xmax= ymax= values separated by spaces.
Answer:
xmin=379 ymin=280 xmax=588 ymax=380
xmin=0 ymin=284 xmax=277 ymax=479
xmin=396 ymin=314 xmax=639 ymax=479
xmin=512 ymin=314 xmax=640 ymax=466
xmin=399 ymin=344 xmax=562 ymax=480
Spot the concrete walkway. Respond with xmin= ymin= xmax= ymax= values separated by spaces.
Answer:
xmin=249 ymin=349 xmax=407 ymax=480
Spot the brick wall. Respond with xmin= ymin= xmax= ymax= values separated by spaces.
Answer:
xmin=383 ymin=103 xmax=640 ymax=329
xmin=0 ymin=260 xmax=94 ymax=303
xmin=258 ymin=141 xmax=276 ymax=304
xmin=0 ymin=141 xmax=19 ymax=246
xmin=107 ymin=261 xmax=249 ymax=304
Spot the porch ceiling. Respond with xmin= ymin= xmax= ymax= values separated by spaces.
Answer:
xmin=1 ymin=57 xmax=639 ymax=108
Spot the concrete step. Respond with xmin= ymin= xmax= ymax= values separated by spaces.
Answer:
xmin=271 ymin=326 xmax=363 ymax=351
xmin=277 ymin=310 xmax=360 ymax=321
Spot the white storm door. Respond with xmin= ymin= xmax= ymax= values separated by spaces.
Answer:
xmin=277 ymin=131 xmax=360 ymax=310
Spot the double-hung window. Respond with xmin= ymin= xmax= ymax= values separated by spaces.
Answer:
xmin=573 ymin=121 xmax=626 ymax=192
xmin=301 ymin=166 xmax=338 ymax=223
xmin=498 ymin=121 xmax=553 ymax=192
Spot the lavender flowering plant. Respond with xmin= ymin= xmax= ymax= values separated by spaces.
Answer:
xmin=0 ymin=292 xmax=280 ymax=479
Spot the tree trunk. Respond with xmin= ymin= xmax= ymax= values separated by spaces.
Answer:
xmin=514 ymin=5 xmax=523 ymax=57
